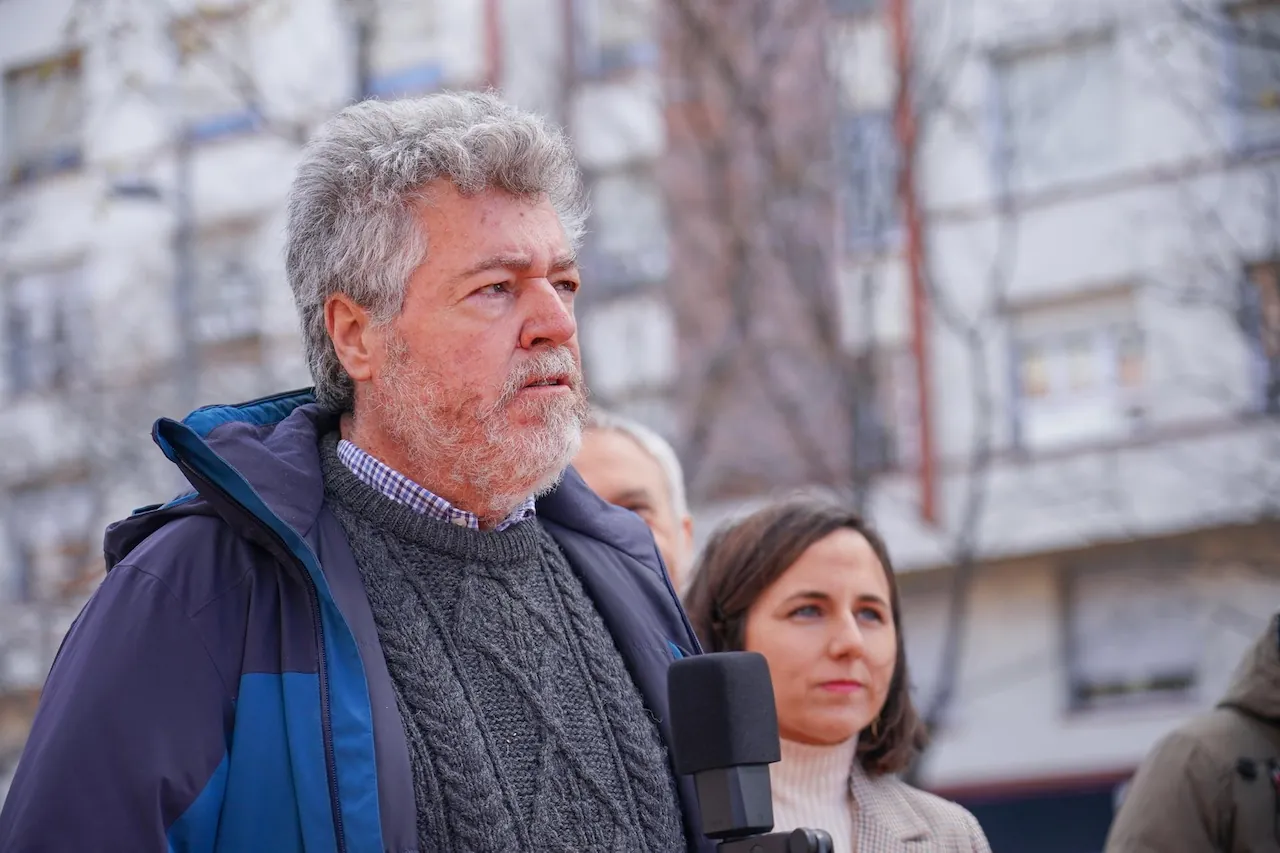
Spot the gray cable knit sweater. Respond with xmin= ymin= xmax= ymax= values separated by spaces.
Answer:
xmin=320 ymin=434 xmax=687 ymax=852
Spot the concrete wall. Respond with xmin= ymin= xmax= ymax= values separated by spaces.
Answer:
xmin=899 ymin=524 xmax=1280 ymax=788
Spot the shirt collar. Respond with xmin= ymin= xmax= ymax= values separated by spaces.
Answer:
xmin=336 ymin=438 xmax=536 ymax=532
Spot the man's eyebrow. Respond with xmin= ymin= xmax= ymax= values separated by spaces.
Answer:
xmin=452 ymin=253 xmax=530 ymax=282
xmin=548 ymin=251 xmax=578 ymax=274
xmin=452 ymin=251 xmax=578 ymax=283
xmin=613 ymin=487 xmax=655 ymax=505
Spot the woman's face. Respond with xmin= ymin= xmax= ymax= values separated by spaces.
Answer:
xmin=743 ymin=528 xmax=898 ymax=746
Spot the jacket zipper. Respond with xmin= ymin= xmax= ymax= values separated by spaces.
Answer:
xmin=177 ymin=460 xmax=348 ymax=853
xmin=305 ymin=561 xmax=347 ymax=853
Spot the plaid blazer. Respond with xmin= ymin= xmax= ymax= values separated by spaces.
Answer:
xmin=849 ymin=764 xmax=992 ymax=853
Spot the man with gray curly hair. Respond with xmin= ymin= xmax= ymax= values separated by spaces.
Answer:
xmin=0 ymin=92 xmax=705 ymax=853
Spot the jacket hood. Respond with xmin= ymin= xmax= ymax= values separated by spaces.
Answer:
xmin=1219 ymin=612 xmax=1280 ymax=723
xmin=104 ymin=389 xmax=339 ymax=570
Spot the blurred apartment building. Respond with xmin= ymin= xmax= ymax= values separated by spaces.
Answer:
xmin=651 ymin=1 xmax=1280 ymax=850
xmin=1 ymin=1 xmax=1279 ymax=849
xmin=0 ymin=0 xmax=668 ymax=800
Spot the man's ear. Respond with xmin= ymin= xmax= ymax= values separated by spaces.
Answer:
xmin=677 ymin=514 xmax=695 ymax=583
xmin=326 ymin=293 xmax=376 ymax=383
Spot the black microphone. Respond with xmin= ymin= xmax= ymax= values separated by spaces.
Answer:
xmin=669 ymin=651 xmax=834 ymax=853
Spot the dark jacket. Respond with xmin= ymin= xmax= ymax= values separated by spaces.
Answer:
xmin=0 ymin=391 xmax=710 ymax=853
xmin=1105 ymin=613 xmax=1280 ymax=853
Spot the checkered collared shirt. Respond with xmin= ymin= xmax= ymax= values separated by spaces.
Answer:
xmin=336 ymin=439 xmax=536 ymax=532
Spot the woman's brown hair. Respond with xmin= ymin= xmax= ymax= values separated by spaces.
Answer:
xmin=683 ymin=496 xmax=927 ymax=776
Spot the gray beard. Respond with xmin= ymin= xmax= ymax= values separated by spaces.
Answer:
xmin=374 ymin=341 xmax=590 ymax=521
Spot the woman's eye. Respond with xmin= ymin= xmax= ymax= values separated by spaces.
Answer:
xmin=856 ymin=607 xmax=885 ymax=624
xmin=788 ymin=604 xmax=823 ymax=620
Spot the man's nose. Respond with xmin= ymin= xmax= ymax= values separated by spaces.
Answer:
xmin=520 ymin=280 xmax=576 ymax=350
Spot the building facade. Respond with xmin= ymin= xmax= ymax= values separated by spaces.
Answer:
xmin=0 ymin=0 xmax=654 ymax=798
xmin=2 ymin=2 xmax=1279 ymax=850
xmin=661 ymin=1 xmax=1280 ymax=850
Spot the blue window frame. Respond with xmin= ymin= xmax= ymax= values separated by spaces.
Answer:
xmin=1224 ymin=2 xmax=1280 ymax=155
xmin=838 ymin=109 xmax=901 ymax=251
xmin=363 ymin=61 xmax=443 ymax=100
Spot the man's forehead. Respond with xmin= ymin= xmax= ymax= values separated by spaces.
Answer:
xmin=419 ymin=183 xmax=567 ymax=239
xmin=583 ymin=429 xmax=668 ymax=482
xmin=413 ymin=189 xmax=574 ymax=285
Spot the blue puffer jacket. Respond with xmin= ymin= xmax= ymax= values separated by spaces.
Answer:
xmin=0 ymin=390 xmax=710 ymax=852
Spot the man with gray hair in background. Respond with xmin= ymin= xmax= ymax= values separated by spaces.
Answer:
xmin=574 ymin=409 xmax=694 ymax=590
xmin=0 ymin=92 xmax=705 ymax=853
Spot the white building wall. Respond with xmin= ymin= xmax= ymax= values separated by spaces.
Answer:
xmin=0 ymin=1 xmax=544 ymax=803
xmin=2 ymin=0 xmax=1277 ymax=807
xmin=696 ymin=0 xmax=1280 ymax=794
xmin=900 ymin=534 xmax=1280 ymax=788
xmin=784 ymin=0 xmax=1280 ymax=566
xmin=0 ymin=0 xmax=591 ymax=799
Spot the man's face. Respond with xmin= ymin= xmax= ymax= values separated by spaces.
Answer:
xmin=364 ymin=182 xmax=590 ymax=515
xmin=574 ymin=428 xmax=692 ymax=587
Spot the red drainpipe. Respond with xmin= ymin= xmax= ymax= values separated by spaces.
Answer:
xmin=483 ymin=0 xmax=504 ymax=89
xmin=888 ymin=0 xmax=937 ymax=526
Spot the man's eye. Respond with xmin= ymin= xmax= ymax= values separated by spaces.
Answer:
xmin=478 ymin=283 xmax=510 ymax=296
xmin=555 ymin=279 xmax=580 ymax=293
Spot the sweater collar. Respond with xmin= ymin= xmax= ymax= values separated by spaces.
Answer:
xmin=774 ymin=736 xmax=858 ymax=796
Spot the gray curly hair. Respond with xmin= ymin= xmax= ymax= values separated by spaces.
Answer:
xmin=285 ymin=91 xmax=589 ymax=411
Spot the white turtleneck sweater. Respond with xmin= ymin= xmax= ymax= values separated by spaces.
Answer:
xmin=770 ymin=737 xmax=858 ymax=853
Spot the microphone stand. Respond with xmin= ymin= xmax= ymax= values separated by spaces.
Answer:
xmin=666 ymin=652 xmax=836 ymax=853
xmin=692 ymin=763 xmax=833 ymax=852
xmin=715 ymin=827 xmax=833 ymax=853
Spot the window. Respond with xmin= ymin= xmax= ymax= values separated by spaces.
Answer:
xmin=0 ymin=606 xmax=51 ymax=689
xmin=899 ymin=585 xmax=949 ymax=710
xmin=995 ymin=35 xmax=1118 ymax=192
xmin=852 ymin=346 xmax=919 ymax=474
xmin=361 ymin=0 xmax=441 ymax=99
xmin=829 ymin=0 xmax=882 ymax=17
xmin=194 ymin=223 xmax=261 ymax=347
xmin=581 ymin=295 xmax=676 ymax=399
xmin=1242 ymin=260 xmax=1280 ymax=412
xmin=1227 ymin=1 xmax=1280 ymax=151
xmin=197 ymin=356 xmax=272 ymax=408
xmin=173 ymin=8 xmax=260 ymax=141
xmin=583 ymin=170 xmax=669 ymax=291
xmin=1010 ymin=293 xmax=1145 ymax=451
xmin=4 ymin=265 xmax=83 ymax=397
xmin=3 ymin=53 xmax=83 ymax=184
xmin=2 ymin=479 xmax=94 ymax=690
xmin=1064 ymin=561 xmax=1200 ymax=711
xmin=839 ymin=109 xmax=900 ymax=250
xmin=612 ymin=396 xmax=679 ymax=442
xmin=573 ymin=0 xmax=659 ymax=79
xmin=4 ymin=480 xmax=95 ymax=605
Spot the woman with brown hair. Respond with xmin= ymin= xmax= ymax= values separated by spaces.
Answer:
xmin=684 ymin=497 xmax=990 ymax=853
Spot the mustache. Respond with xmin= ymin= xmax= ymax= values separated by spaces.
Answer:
xmin=497 ymin=348 xmax=586 ymax=404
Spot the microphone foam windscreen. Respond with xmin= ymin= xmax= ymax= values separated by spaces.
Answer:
xmin=667 ymin=651 xmax=782 ymax=776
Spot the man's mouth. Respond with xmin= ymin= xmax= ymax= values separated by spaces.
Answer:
xmin=523 ymin=375 xmax=569 ymax=389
